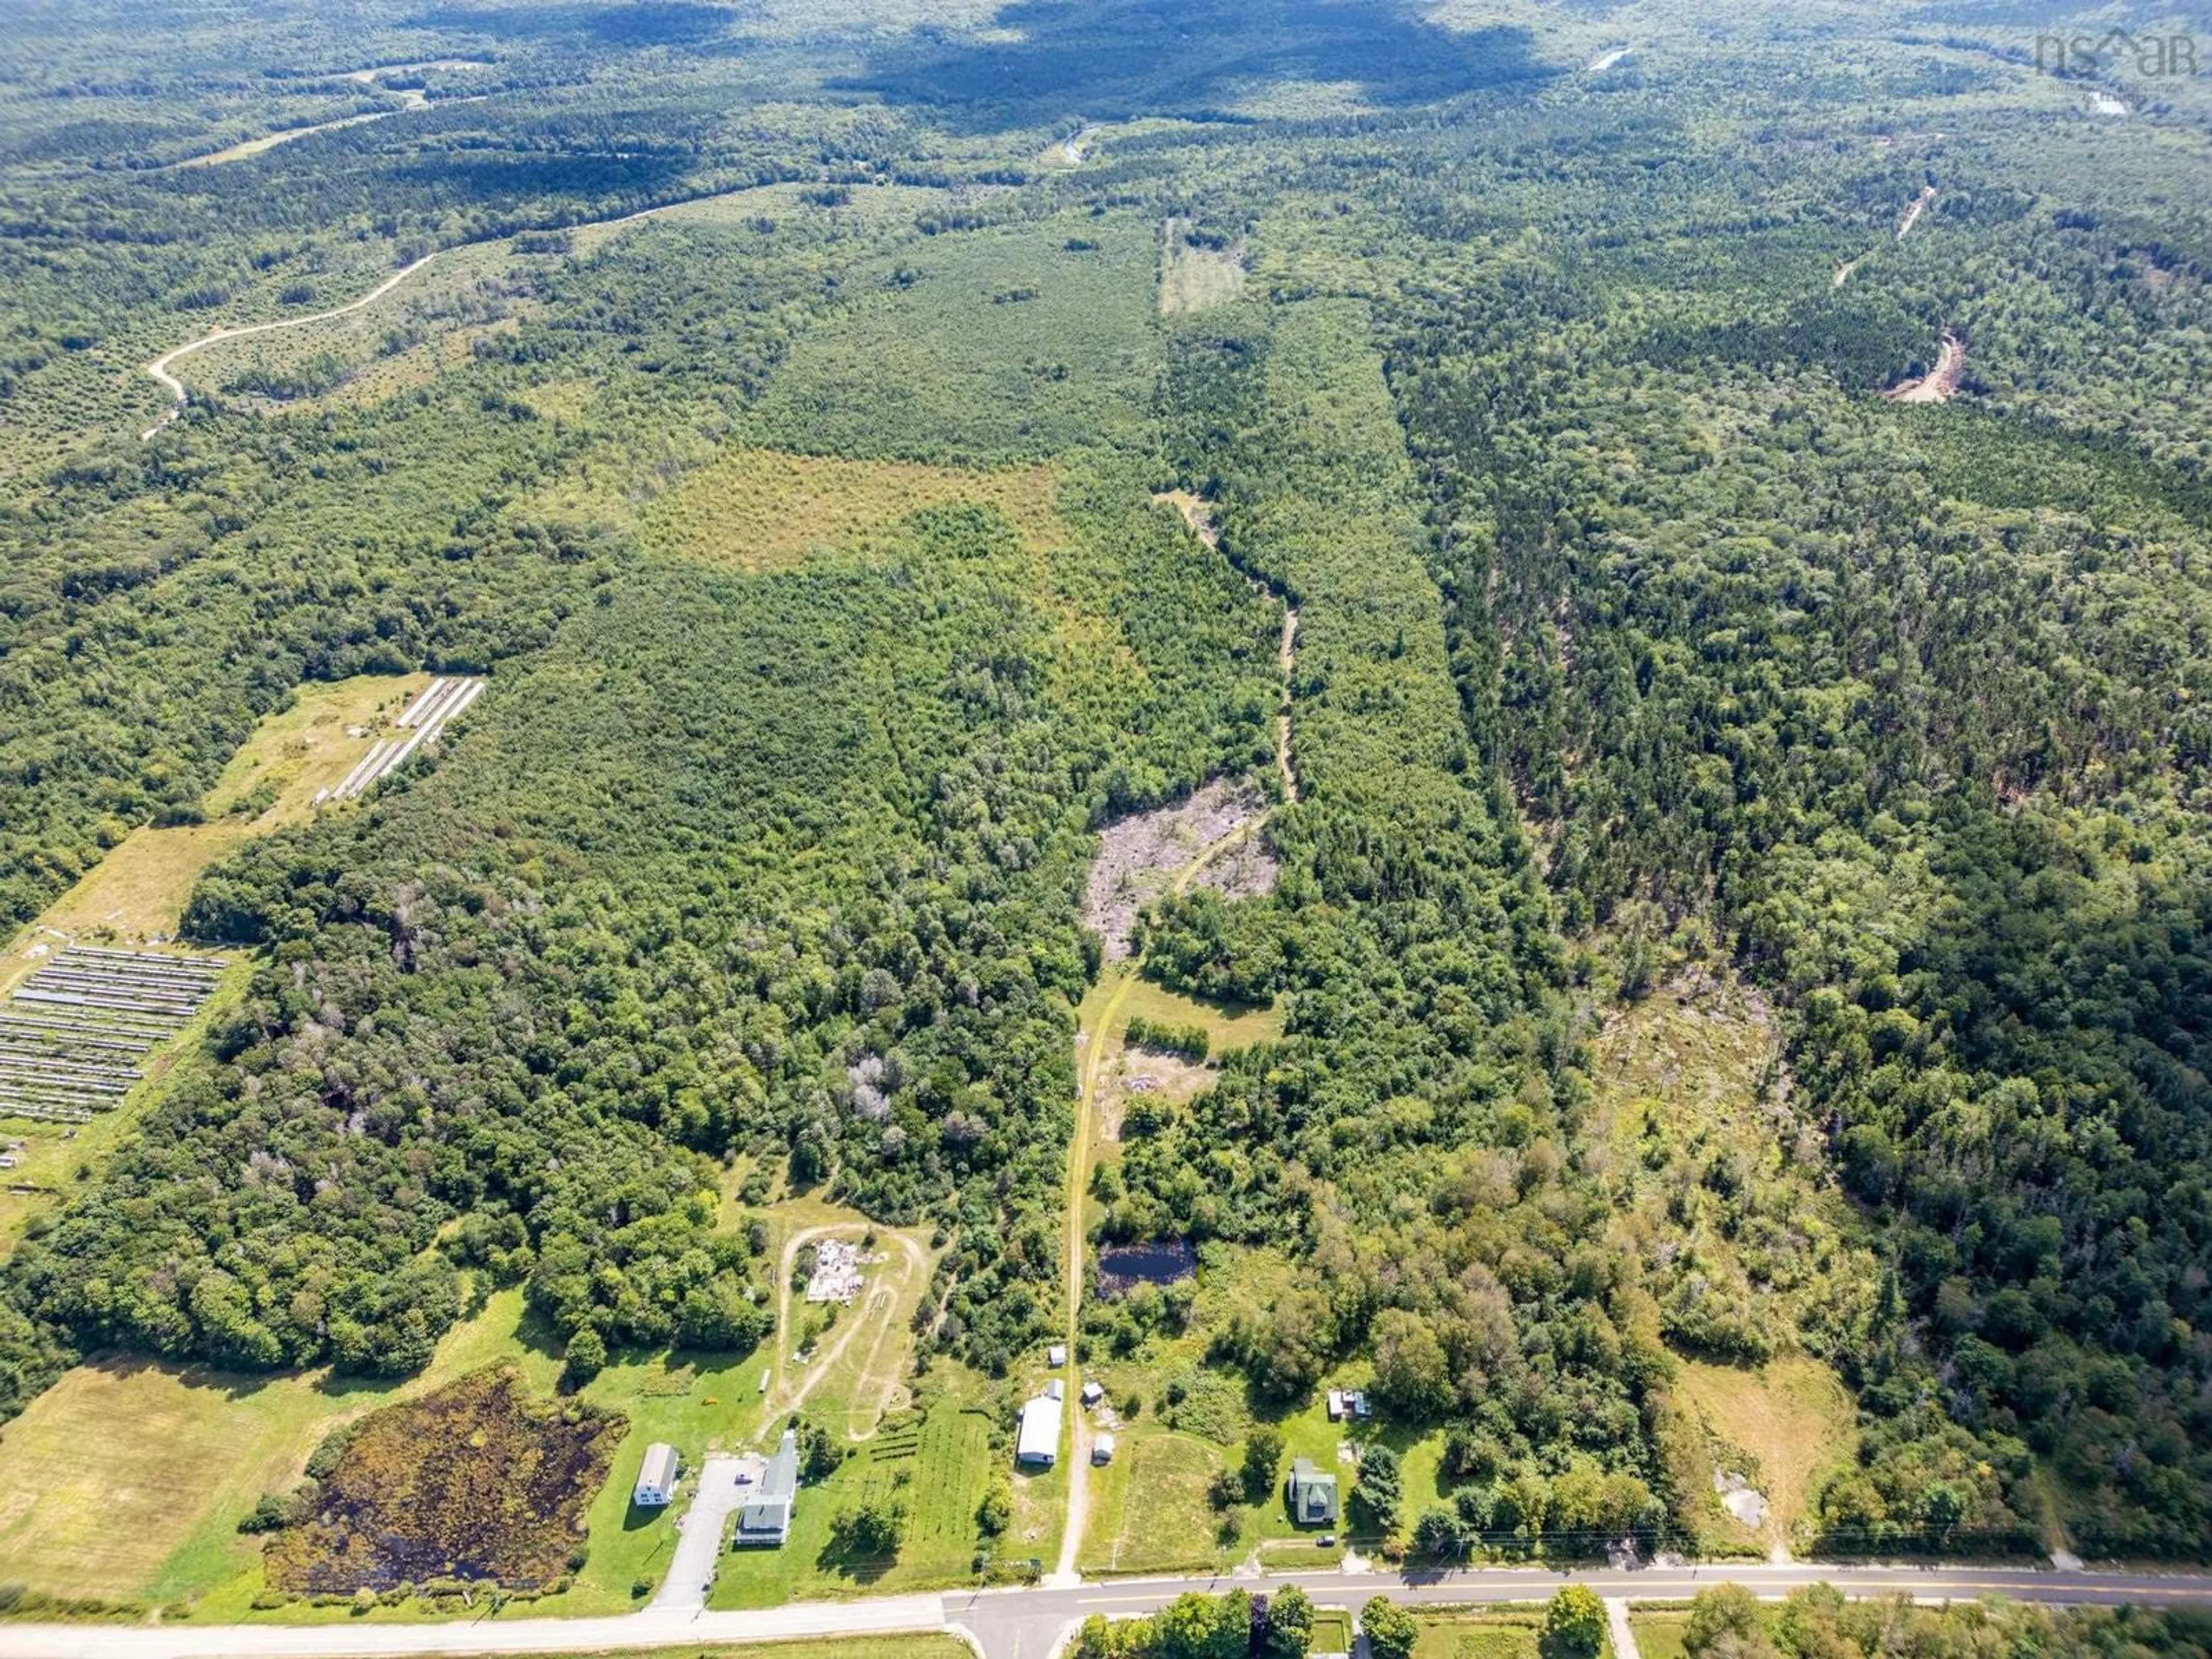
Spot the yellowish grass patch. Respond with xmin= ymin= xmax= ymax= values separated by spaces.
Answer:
xmin=16 ymin=674 xmax=426 ymax=949
xmin=1675 ymin=1354 xmax=1858 ymax=1546
xmin=639 ymin=448 xmax=1065 ymax=571
xmin=1159 ymin=219 xmax=1248 ymax=316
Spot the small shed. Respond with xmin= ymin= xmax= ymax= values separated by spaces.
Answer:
xmin=1045 ymin=1377 xmax=1066 ymax=1402
xmin=1048 ymin=1343 xmax=1068 ymax=1368
xmin=633 ymin=1441 xmax=681 ymax=1508
xmin=1081 ymin=1380 xmax=1105 ymax=1408
xmin=1326 ymin=1388 xmax=1346 ymax=1421
xmin=1092 ymin=1432 xmax=1116 ymax=1465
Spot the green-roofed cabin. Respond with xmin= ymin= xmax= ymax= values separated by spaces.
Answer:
xmin=1287 ymin=1457 xmax=1339 ymax=1527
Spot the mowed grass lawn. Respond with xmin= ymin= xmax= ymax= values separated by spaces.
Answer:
xmin=1080 ymin=1428 xmax=1222 ymax=1576
xmin=1413 ymin=1609 xmax=1575 ymax=1658
xmin=710 ymin=1402 xmax=995 ymax=1608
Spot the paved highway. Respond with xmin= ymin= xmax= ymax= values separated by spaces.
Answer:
xmin=0 ymin=1560 xmax=2207 ymax=1659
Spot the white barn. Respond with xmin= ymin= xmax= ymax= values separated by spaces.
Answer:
xmin=1016 ymin=1391 xmax=1064 ymax=1468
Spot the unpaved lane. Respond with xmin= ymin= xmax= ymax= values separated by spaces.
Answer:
xmin=1056 ymin=794 xmax=1294 ymax=1581
xmin=767 ymin=1224 xmax=926 ymax=1427
xmin=138 ymin=184 xmax=761 ymax=440
xmin=139 ymin=252 xmax=444 ymax=437
xmin=1888 ymin=331 xmax=1964 ymax=403
xmin=1896 ymin=184 xmax=1936 ymax=240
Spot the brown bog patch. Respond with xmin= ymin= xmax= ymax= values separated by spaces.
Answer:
xmin=264 ymin=1368 xmax=620 ymax=1594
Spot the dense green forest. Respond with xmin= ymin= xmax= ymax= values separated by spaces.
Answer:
xmin=1 ymin=0 xmax=2210 ymax=1584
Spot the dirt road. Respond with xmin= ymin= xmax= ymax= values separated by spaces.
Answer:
xmin=1887 ymin=331 xmax=1965 ymax=403
xmin=137 ymin=183 xmax=767 ymax=440
xmin=1896 ymin=184 xmax=1936 ymax=240
xmin=767 ymin=1224 xmax=925 ymax=1428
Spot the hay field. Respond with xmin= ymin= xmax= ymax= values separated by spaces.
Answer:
xmin=18 ymin=672 xmax=426 ymax=947
xmin=0 ymin=1357 xmax=410 ymax=1601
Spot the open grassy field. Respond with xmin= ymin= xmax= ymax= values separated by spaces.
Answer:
xmin=0 ymin=1277 xmax=794 ymax=1620
xmin=1118 ymin=978 xmax=1286 ymax=1055
xmin=9 ymin=672 xmax=427 ymax=950
xmin=1674 ymin=1355 xmax=1858 ymax=1551
xmin=1081 ymin=1428 xmax=1225 ymax=1577
xmin=1158 ymin=219 xmax=1247 ymax=316
xmin=643 ymin=448 xmax=1065 ymax=573
xmin=1414 ymin=1608 xmax=1590 ymax=1659
xmin=0 ymin=1355 xmax=407 ymax=1604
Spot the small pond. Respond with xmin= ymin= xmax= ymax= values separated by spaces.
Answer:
xmin=1096 ymin=1238 xmax=1197 ymax=1297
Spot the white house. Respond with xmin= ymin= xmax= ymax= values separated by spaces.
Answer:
xmin=633 ymin=1441 xmax=681 ymax=1507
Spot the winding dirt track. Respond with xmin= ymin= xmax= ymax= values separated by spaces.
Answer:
xmin=1054 ymin=496 xmax=1301 ymax=1582
xmin=767 ymin=1224 xmax=926 ymax=1430
xmin=138 ymin=252 xmax=442 ymax=438
xmin=136 ymin=184 xmax=762 ymax=440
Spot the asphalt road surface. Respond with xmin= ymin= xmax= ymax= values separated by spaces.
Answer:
xmin=1 ymin=1560 xmax=2207 ymax=1659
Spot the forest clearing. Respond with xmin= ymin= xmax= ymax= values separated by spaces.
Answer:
xmin=1887 ymin=331 xmax=1965 ymax=403
xmin=1158 ymin=219 xmax=1248 ymax=316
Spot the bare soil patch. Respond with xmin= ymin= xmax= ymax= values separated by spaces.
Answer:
xmin=1084 ymin=779 xmax=1268 ymax=960
xmin=264 ymin=1368 xmax=619 ymax=1594
xmin=1887 ymin=331 xmax=1965 ymax=404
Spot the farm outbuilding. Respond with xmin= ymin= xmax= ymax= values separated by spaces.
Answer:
xmin=1092 ymin=1433 xmax=1116 ymax=1465
xmin=632 ymin=1441 xmax=681 ymax=1507
xmin=1016 ymin=1391 xmax=1063 ymax=1468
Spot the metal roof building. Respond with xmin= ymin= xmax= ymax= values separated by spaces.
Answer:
xmin=1016 ymin=1391 xmax=1063 ymax=1467
xmin=1287 ymin=1457 xmax=1339 ymax=1527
